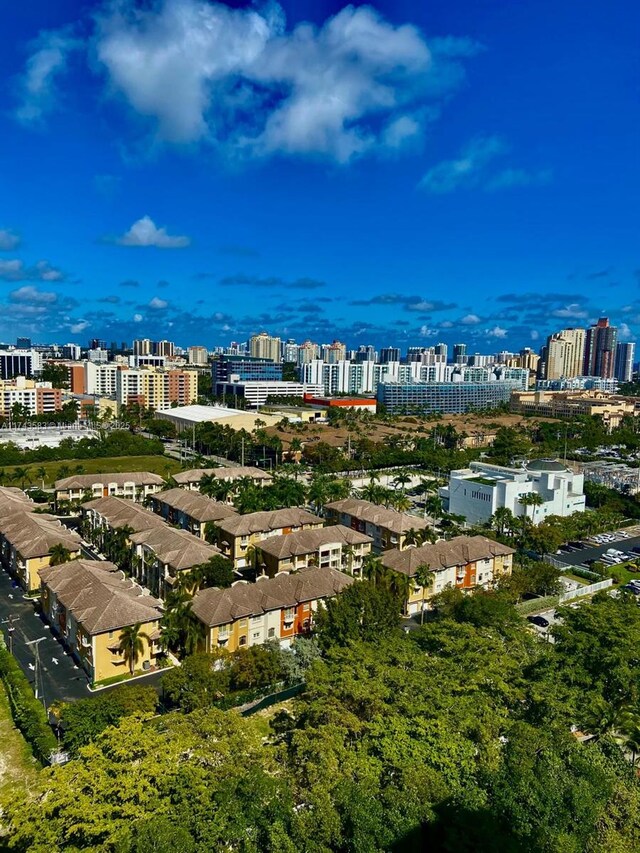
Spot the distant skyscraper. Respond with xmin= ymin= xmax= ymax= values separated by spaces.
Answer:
xmin=133 ymin=338 xmax=152 ymax=356
xmin=249 ymin=331 xmax=281 ymax=362
xmin=16 ymin=337 xmax=31 ymax=349
xmin=188 ymin=346 xmax=209 ymax=366
xmin=545 ymin=328 xmax=585 ymax=380
xmin=379 ymin=347 xmax=400 ymax=364
xmin=355 ymin=344 xmax=377 ymax=363
xmin=615 ymin=342 xmax=635 ymax=383
xmin=584 ymin=318 xmax=617 ymax=378
xmin=434 ymin=342 xmax=448 ymax=361
xmin=322 ymin=340 xmax=347 ymax=364
xmin=90 ymin=338 xmax=107 ymax=350
xmin=453 ymin=343 xmax=467 ymax=365
xmin=283 ymin=340 xmax=299 ymax=363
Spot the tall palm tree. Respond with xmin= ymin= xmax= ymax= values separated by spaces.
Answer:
xmin=118 ymin=622 xmax=151 ymax=676
xmin=36 ymin=466 xmax=48 ymax=488
xmin=387 ymin=571 xmax=411 ymax=612
xmin=425 ymin=495 xmax=443 ymax=527
xmin=414 ymin=563 xmax=435 ymax=625
xmin=392 ymin=471 xmax=412 ymax=494
xmin=362 ymin=553 xmax=386 ymax=586
xmin=12 ymin=467 xmax=29 ymax=489
xmin=341 ymin=544 xmax=355 ymax=576
xmin=404 ymin=528 xmax=422 ymax=547
xmin=491 ymin=506 xmax=515 ymax=539
xmin=392 ymin=494 xmax=412 ymax=513
xmin=48 ymin=544 xmax=72 ymax=565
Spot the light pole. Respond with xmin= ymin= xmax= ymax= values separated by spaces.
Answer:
xmin=26 ymin=636 xmax=47 ymax=708
xmin=1 ymin=615 xmax=20 ymax=653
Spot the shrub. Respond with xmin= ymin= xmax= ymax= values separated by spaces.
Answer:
xmin=0 ymin=638 xmax=56 ymax=763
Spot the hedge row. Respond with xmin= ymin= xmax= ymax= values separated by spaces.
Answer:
xmin=0 ymin=636 xmax=56 ymax=764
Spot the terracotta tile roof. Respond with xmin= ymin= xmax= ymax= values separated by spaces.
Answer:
xmin=128 ymin=526 xmax=221 ymax=570
xmin=0 ymin=487 xmax=36 ymax=515
xmin=40 ymin=559 xmax=163 ymax=634
xmin=0 ymin=512 xmax=81 ymax=559
xmin=259 ymin=524 xmax=372 ymax=560
xmin=55 ymin=472 xmax=165 ymax=490
xmin=380 ymin=535 xmax=516 ymax=577
xmin=151 ymin=488 xmax=237 ymax=523
xmin=217 ymin=507 xmax=323 ymax=537
xmin=173 ymin=467 xmax=272 ymax=485
xmin=191 ymin=565 xmax=353 ymax=627
xmin=82 ymin=496 xmax=166 ymax=533
xmin=324 ymin=498 xmax=430 ymax=535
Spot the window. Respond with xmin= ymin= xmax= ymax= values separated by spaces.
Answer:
xmin=268 ymin=627 xmax=275 ymax=638
xmin=239 ymin=635 xmax=247 ymax=646
xmin=253 ymin=631 xmax=261 ymax=639
xmin=108 ymin=630 xmax=113 ymax=639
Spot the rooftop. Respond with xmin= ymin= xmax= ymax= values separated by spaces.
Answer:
xmin=40 ymin=560 xmax=163 ymax=634
xmin=191 ymin=566 xmax=353 ymax=627
xmin=381 ymin=535 xmax=515 ymax=578
xmin=151 ymin=488 xmax=237 ymax=522
xmin=128 ymin=526 xmax=221 ymax=570
xmin=217 ymin=507 xmax=323 ymax=537
xmin=154 ymin=404 xmax=253 ymax=422
xmin=526 ymin=458 xmax=568 ymax=473
xmin=172 ymin=466 xmax=272 ymax=485
xmin=258 ymin=524 xmax=373 ymax=559
xmin=83 ymin=496 xmax=166 ymax=533
xmin=55 ymin=471 xmax=165 ymax=490
xmin=324 ymin=498 xmax=430 ymax=535
xmin=0 ymin=511 xmax=81 ymax=559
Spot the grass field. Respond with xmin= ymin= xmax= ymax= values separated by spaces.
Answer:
xmin=0 ymin=455 xmax=183 ymax=488
xmin=0 ymin=683 xmax=39 ymax=801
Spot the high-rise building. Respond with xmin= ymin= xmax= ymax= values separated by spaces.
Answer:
xmin=154 ymin=340 xmax=175 ymax=358
xmin=212 ymin=355 xmax=282 ymax=385
xmin=249 ymin=331 xmax=281 ymax=362
xmin=133 ymin=339 xmax=153 ymax=356
xmin=435 ymin=343 xmax=448 ymax=361
xmin=584 ymin=318 xmax=617 ymax=379
xmin=16 ymin=337 xmax=31 ymax=349
xmin=379 ymin=347 xmax=400 ymax=364
xmin=90 ymin=338 xmax=107 ymax=350
xmin=355 ymin=345 xmax=377 ymax=363
xmin=615 ymin=342 xmax=635 ymax=383
xmin=545 ymin=328 xmax=586 ymax=380
xmin=322 ymin=340 xmax=347 ymax=364
xmin=297 ymin=340 xmax=319 ymax=365
xmin=188 ymin=346 xmax=209 ymax=366
xmin=0 ymin=350 xmax=42 ymax=379
xmin=62 ymin=343 xmax=81 ymax=361
xmin=116 ymin=368 xmax=198 ymax=411
xmin=283 ymin=340 xmax=299 ymax=363
xmin=453 ymin=343 xmax=467 ymax=365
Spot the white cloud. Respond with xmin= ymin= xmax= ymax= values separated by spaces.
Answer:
xmin=9 ymin=285 xmax=57 ymax=304
xmin=551 ymin=303 xmax=588 ymax=319
xmin=486 ymin=325 xmax=508 ymax=338
xmin=619 ymin=322 xmax=636 ymax=342
xmin=0 ymin=230 xmax=20 ymax=251
xmin=70 ymin=320 xmax=89 ymax=334
xmin=15 ymin=30 xmax=78 ymax=123
xmin=420 ymin=135 xmax=550 ymax=193
xmin=91 ymin=0 xmax=477 ymax=162
xmin=0 ymin=259 xmax=64 ymax=282
xmin=115 ymin=216 xmax=190 ymax=248
xmin=530 ymin=329 xmax=539 ymax=341
xmin=149 ymin=296 xmax=168 ymax=309
xmin=460 ymin=313 xmax=481 ymax=325
xmin=419 ymin=325 xmax=437 ymax=337
xmin=133 ymin=313 xmax=143 ymax=322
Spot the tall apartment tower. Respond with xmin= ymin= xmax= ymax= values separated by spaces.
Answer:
xmin=434 ymin=342 xmax=448 ymax=361
xmin=249 ymin=332 xmax=281 ymax=363
xmin=584 ymin=318 xmax=617 ymax=378
xmin=614 ymin=342 xmax=635 ymax=383
xmin=322 ymin=340 xmax=347 ymax=364
xmin=297 ymin=340 xmax=320 ymax=365
xmin=379 ymin=347 xmax=400 ymax=364
xmin=545 ymin=328 xmax=585 ymax=379
xmin=133 ymin=338 xmax=153 ymax=356
xmin=453 ymin=343 xmax=467 ymax=365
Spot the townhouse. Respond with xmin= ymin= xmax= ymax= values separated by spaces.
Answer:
xmin=0 ymin=511 xmax=82 ymax=591
xmin=0 ymin=486 xmax=37 ymax=515
xmin=191 ymin=566 xmax=353 ymax=652
xmin=172 ymin=466 xmax=273 ymax=492
xmin=380 ymin=535 xmax=515 ymax=616
xmin=149 ymin=488 xmax=237 ymax=539
xmin=82 ymin=495 xmax=166 ymax=540
xmin=258 ymin=525 xmax=373 ymax=577
xmin=212 ymin=508 xmax=324 ymax=569
xmin=40 ymin=560 xmax=163 ymax=683
xmin=55 ymin=472 xmax=166 ymax=506
xmin=323 ymin=498 xmax=431 ymax=552
xmin=128 ymin=526 xmax=222 ymax=599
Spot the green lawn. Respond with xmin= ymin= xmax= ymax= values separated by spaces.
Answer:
xmin=0 ymin=682 xmax=39 ymax=801
xmin=0 ymin=455 xmax=183 ymax=488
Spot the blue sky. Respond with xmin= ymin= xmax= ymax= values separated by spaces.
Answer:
xmin=0 ymin=0 xmax=638 ymax=352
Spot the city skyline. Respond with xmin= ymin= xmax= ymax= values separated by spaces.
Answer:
xmin=1 ymin=0 xmax=638 ymax=349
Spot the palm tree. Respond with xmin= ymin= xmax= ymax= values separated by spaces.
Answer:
xmin=387 ymin=571 xmax=411 ymax=613
xmin=414 ymin=563 xmax=435 ymax=625
xmin=425 ymin=495 xmax=443 ymax=527
xmin=118 ymin=622 xmax=151 ymax=676
xmin=362 ymin=553 xmax=386 ymax=586
xmin=36 ymin=466 xmax=48 ymax=489
xmin=404 ymin=527 xmax=423 ymax=547
xmin=49 ymin=544 xmax=72 ymax=565
xmin=12 ymin=467 xmax=29 ymax=489
xmin=518 ymin=493 xmax=544 ymax=525
xmin=392 ymin=494 xmax=412 ymax=513
xmin=392 ymin=471 xmax=412 ymax=494
xmin=341 ymin=544 xmax=355 ymax=576
xmin=491 ymin=507 xmax=515 ymax=538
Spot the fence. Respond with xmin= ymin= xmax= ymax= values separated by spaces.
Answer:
xmin=559 ymin=578 xmax=613 ymax=602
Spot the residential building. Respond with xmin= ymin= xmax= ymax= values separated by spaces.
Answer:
xmin=116 ymin=367 xmax=198 ymax=410
xmin=545 ymin=328 xmax=586 ymax=379
xmin=62 ymin=343 xmax=81 ymax=361
xmin=0 ymin=486 xmax=37 ymax=516
xmin=215 ymin=380 xmax=324 ymax=409
xmin=55 ymin=471 xmax=165 ymax=505
xmin=64 ymin=362 xmax=86 ymax=394
xmin=511 ymin=390 xmax=637 ymax=431
xmin=323 ymin=499 xmax=430 ymax=552
xmin=442 ymin=459 xmax=586 ymax=526
xmin=128 ymin=526 xmax=222 ymax=599
xmin=0 ymin=378 xmax=63 ymax=417
xmin=188 ymin=346 xmax=209 ymax=365
xmin=379 ymin=347 xmax=400 ymax=364
xmin=172 ymin=466 xmax=273 ymax=491
xmin=87 ymin=348 xmax=110 ymax=364
xmin=0 ymin=511 xmax=81 ymax=591
xmin=40 ymin=560 xmax=163 ymax=683
xmin=297 ymin=340 xmax=320 ymax=365
xmin=213 ymin=508 xmax=324 ymax=568
xmin=82 ymin=496 xmax=167 ymax=539
xmin=258 ymin=525 xmax=373 ymax=577
xmin=191 ymin=566 xmax=353 ymax=651
xmin=249 ymin=332 xmax=281 ymax=363
xmin=149 ymin=488 xmax=237 ymax=538
xmin=212 ymin=355 xmax=283 ymax=385
xmin=0 ymin=349 xmax=43 ymax=379
xmin=536 ymin=376 xmax=619 ymax=392
xmin=376 ymin=379 xmax=521 ymax=414
xmin=584 ymin=318 xmax=617 ymax=379
xmin=85 ymin=361 xmax=122 ymax=397
xmin=321 ymin=340 xmax=347 ymax=363
xmin=380 ymin=535 xmax=514 ymax=615
xmin=133 ymin=338 xmax=153 ymax=356
xmin=615 ymin=342 xmax=635 ymax=383
xmin=453 ymin=343 xmax=467 ymax=364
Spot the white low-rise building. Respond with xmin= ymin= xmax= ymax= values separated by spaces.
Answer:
xmin=442 ymin=459 xmax=586 ymax=526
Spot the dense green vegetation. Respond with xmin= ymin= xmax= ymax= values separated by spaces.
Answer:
xmin=5 ymin=588 xmax=640 ymax=851
xmin=0 ymin=430 xmax=165 ymax=468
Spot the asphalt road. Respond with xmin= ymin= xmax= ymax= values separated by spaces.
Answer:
xmin=552 ymin=527 xmax=640 ymax=570
xmin=0 ymin=570 xmax=91 ymax=706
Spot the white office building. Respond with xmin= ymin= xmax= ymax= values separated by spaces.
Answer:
xmin=442 ymin=459 xmax=586 ymax=526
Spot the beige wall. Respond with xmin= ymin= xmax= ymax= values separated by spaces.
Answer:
xmin=91 ymin=619 xmax=160 ymax=683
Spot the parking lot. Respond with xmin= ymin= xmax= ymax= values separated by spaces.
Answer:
xmin=551 ymin=526 xmax=640 ymax=572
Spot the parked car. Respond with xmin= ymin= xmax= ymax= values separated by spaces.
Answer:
xmin=527 ymin=614 xmax=550 ymax=628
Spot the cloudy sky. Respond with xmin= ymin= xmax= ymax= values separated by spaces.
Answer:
xmin=1 ymin=0 xmax=638 ymax=350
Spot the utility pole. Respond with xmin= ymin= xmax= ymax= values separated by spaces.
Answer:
xmin=26 ymin=637 xmax=47 ymax=708
xmin=241 ymin=436 xmax=245 ymax=467
xmin=1 ymin=615 xmax=19 ymax=653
